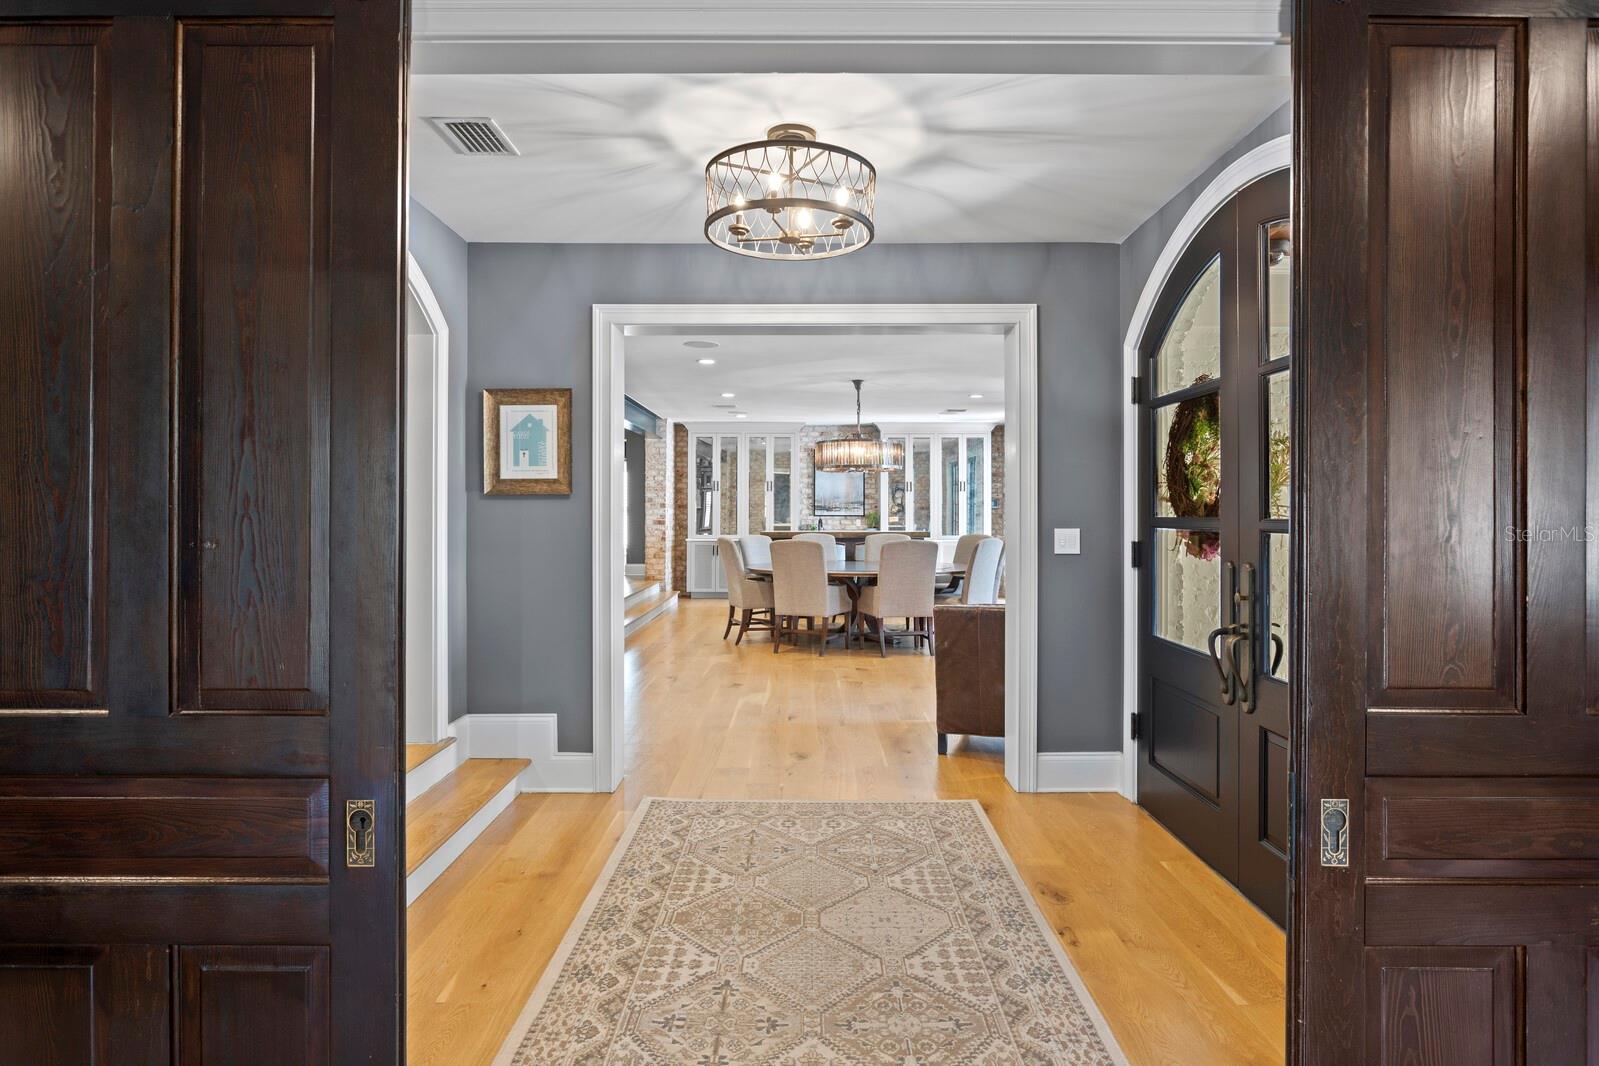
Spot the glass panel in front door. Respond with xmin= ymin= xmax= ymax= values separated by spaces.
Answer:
xmin=1152 ymin=527 xmax=1221 ymax=652
xmin=1153 ymin=254 xmax=1223 ymax=396
xmin=1264 ymin=221 xmax=1291 ymax=362
xmin=1266 ymin=532 xmax=1289 ymax=681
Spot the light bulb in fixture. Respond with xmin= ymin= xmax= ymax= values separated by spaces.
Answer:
xmin=794 ymin=207 xmax=813 ymax=228
xmin=833 ymin=186 xmax=850 ymax=207
xmin=732 ymin=195 xmax=747 ymax=209
xmin=765 ymin=171 xmax=783 ymax=192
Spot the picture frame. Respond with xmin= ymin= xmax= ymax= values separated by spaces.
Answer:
xmin=483 ymin=388 xmax=573 ymax=495
xmin=813 ymin=470 xmax=866 ymax=517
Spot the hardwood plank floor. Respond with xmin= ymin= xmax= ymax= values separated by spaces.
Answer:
xmin=405 ymin=737 xmax=456 ymax=773
xmin=407 ymin=597 xmax=1286 ymax=1065
xmin=407 ymin=758 xmax=529 ymax=876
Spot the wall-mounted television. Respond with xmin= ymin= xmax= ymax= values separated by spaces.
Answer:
xmin=813 ymin=470 xmax=866 ymax=517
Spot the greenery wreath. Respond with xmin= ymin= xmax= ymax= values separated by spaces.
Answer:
xmin=1161 ymin=375 xmax=1221 ymax=560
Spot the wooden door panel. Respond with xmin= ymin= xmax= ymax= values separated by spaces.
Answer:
xmin=1368 ymin=779 xmax=1599 ymax=879
xmin=0 ymin=776 xmax=328 ymax=881
xmin=177 ymin=22 xmax=332 ymax=716
xmin=1366 ymin=21 xmax=1521 ymax=716
xmin=0 ymin=25 xmax=110 ymax=712
xmin=1365 ymin=946 xmax=1517 ymax=1066
xmin=178 ymin=946 xmax=330 ymax=1065
xmin=0 ymin=945 xmax=169 ymax=1064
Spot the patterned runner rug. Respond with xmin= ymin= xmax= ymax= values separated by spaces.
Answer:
xmin=493 ymin=798 xmax=1128 ymax=1065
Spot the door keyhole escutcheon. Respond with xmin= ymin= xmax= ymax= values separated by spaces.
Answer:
xmin=346 ymin=800 xmax=376 ymax=868
xmin=1320 ymin=799 xmax=1350 ymax=868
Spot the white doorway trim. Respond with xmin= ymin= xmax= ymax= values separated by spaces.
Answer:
xmin=592 ymin=303 xmax=1040 ymax=794
xmin=406 ymin=251 xmax=452 ymax=742
xmin=1119 ymin=134 xmax=1291 ymax=801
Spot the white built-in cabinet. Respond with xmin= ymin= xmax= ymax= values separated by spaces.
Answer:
xmin=685 ymin=422 xmax=996 ymax=593
xmin=686 ymin=425 xmax=799 ymax=595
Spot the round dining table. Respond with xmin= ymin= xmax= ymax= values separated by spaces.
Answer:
xmin=744 ymin=560 xmax=965 ymax=645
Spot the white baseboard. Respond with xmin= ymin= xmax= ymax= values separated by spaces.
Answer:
xmin=405 ymin=737 xmax=466 ymax=804
xmin=451 ymin=712 xmax=599 ymax=792
xmin=1034 ymin=751 xmax=1124 ymax=793
xmin=405 ymin=772 xmax=519 ymax=905
xmin=625 ymin=563 xmax=645 ymax=577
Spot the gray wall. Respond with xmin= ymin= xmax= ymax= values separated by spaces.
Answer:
xmin=465 ymin=242 xmax=1122 ymax=752
xmin=624 ymin=430 xmax=646 ymax=566
xmin=1119 ymin=104 xmax=1291 ymax=342
xmin=407 ymin=201 xmax=472 ymax=721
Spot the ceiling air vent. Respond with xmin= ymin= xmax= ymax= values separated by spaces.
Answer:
xmin=428 ymin=117 xmax=520 ymax=156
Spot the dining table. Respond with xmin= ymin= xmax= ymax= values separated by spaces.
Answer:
xmin=745 ymin=560 xmax=965 ymax=644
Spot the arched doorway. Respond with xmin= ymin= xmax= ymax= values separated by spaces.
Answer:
xmin=1134 ymin=169 xmax=1291 ymax=923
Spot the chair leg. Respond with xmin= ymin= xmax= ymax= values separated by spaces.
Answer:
xmin=878 ymin=620 xmax=888 ymax=658
xmin=773 ymin=615 xmax=783 ymax=654
xmin=723 ymin=604 xmax=735 ymax=639
xmin=817 ymin=617 xmax=827 ymax=656
xmin=938 ymin=732 xmax=949 ymax=755
xmin=735 ymin=608 xmax=751 ymax=645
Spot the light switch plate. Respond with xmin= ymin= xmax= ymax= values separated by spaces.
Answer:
xmin=1053 ymin=528 xmax=1081 ymax=555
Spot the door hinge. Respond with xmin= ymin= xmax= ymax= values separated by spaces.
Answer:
xmin=1130 ymin=540 xmax=1143 ymax=569
xmin=1129 ymin=711 xmax=1141 ymax=742
xmin=1319 ymin=798 xmax=1350 ymax=868
xmin=346 ymin=800 xmax=375 ymax=868
xmin=1130 ymin=374 xmax=1142 ymax=405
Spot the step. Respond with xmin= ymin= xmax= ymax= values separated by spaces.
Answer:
xmin=624 ymin=588 xmax=679 ymax=636
xmin=406 ymin=757 xmax=528 ymax=905
xmin=624 ymin=579 xmax=662 ymax=610
xmin=405 ymin=736 xmax=456 ymax=773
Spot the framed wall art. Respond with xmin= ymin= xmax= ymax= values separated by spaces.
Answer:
xmin=483 ymin=387 xmax=572 ymax=495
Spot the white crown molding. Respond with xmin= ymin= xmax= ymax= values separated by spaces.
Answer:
xmin=414 ymin=0 xmax=1285 ymax=46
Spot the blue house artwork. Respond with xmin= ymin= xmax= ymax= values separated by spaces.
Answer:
xmin=510 ymin=412 xmax=550 ymax=471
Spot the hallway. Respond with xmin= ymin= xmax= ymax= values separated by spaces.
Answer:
xmin=406 ymin=597 xmax=1285 ymax=1065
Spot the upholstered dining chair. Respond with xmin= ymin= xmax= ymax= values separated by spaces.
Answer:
xmin=856 ymin=539 xmax=939 ymax=656
xmin=738 ymin=534 xmax=773 ymax=570
xmin=793 ymin=531 xmax=844 ymax=562
xmin=717 ymin=536 xmax=774 ymax=644
xmin=862 ymin=532 xmax=910 ymax=563
xmin=962 ymin=537 xmax=1005 ymax=605
xmin=936 ymin=532 xmax=990 ymax=601
xmin=770 ymin=539 xmax=851 ymax=655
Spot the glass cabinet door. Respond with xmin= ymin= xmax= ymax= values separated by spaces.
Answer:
xmin=745 ymin=435 xmax=767 ymax=534
xmin=964 ymin=434 xmax=987 ymax=534
xmin=693 ymin=435 xmax=714 ymax=536
xmin=771 ymin=436 xmax=793 ymax=530
xmin=911 ymin=437 xmax=931 ymax=531
xmin=718 ymin=435 xmax=739 ymax=536
xmin=940 ymin=438 xmax=961 ymax=536
xmin=881 ymin=435 xmax=909 ymax=530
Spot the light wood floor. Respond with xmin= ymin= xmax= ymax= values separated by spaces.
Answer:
xmin=407 ymin=597 xmax=1286 ymax=1066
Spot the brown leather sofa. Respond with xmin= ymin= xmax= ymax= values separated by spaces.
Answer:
xmin=934 ymin=604 xmax=1004 ymax=754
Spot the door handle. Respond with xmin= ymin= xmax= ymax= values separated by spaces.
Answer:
xmin=346 ymin=800 xmax=375 ymax=868
xmin=1206 ymin=623 xmax=1246 ymax=704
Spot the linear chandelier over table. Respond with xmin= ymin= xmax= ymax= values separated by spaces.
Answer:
xmin=704 ymin=123 xmax=876 ymax=260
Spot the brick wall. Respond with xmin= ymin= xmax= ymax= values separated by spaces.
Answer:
xmin=643 ymin=427 xmax=672 ymax=587
xmin=990 ymin=424 xmax=1006 ymax=542
xmin=670 ymin=422 xmax=687 ymax=593
xmin=798 ymin=424 xmax=882 ymax=530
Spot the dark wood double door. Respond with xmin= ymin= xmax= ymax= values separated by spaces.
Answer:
xmin=1137 ymin=171 xmax=1291 ymax=924
xmin=0 ymin=2 xmax=405 ymax=1060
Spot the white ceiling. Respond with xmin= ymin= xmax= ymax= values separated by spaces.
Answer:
xmin=624 ymin=332 xmax=1006 ymax=424
xmin=409 ymin=71 xmax=1289 ymax=244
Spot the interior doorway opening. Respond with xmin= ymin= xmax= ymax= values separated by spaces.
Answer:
xmin=405 ymin=254 xmax=452 ymax=744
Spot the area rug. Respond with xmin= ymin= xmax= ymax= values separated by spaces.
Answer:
xmin=492 ymin=798 xmax=1128 ymax=1065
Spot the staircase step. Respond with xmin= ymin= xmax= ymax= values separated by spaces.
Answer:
xmin=407 ymin=758 xmax=528 ymax=877
xmin=404 ymin=736 xmax=456 ymax=773
xmin=624 ymin=588 xmax=679 ymax=636
xmin=624 ymin=579 xmax=662 ymax=610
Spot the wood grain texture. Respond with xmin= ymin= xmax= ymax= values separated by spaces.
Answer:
xmin=176 ymin=23 xmax=332 ymax=715
xmin=0 ymin=945 xmax=169 ymax=1065
xmin=406 ymin=737 xmax=456 ymax=773
xmin=407 ymin=600 xmax=1287 ymax=1066
xmin=1371 ymin=778 xmax=1599 ymax=877
xmin=178 ymin=945 xmax=329 ymax=1066
xmin=406 ymin=759 xmax=527 ymax=875
xmin=0 ymin=776 xmax=328 ymax=881
xmin=1365 ymin=947 xmax=1515 ymax=1066
xmin=1367 ymin=22 xmax=1520 ymax=710
xmin=0 ymin=26 xmax=110 ymax=710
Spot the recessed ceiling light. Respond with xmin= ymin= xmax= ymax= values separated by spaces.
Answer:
xmin=969 ymin=393 xmax=985 ymax=399
xmin=697 ymin=358 xmax=717 ymax=365
xmin=735 ymin=413 xmax=748 ymax=419
xmin=721 ymin=392 xmax=736 ymax=398
xmin=683 ymin=340 xmax=719 ymax=349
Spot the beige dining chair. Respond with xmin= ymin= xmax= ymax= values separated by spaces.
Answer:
xmin=962 ymin=537 xmax=1005 ymax=605
xmin=862 ymin=532 xmax=910 ymax=563
xmin=793 ymin=531 xmax=844 ymax=562
xmin=738 ymin=534 xmax=773 ymax=569
xmin=770 ymin=539 xmax=851 ymax=655
xmin=717 ymin=536 xmax=774 ymax=644
xmin=937 ymin=532 xmax=989 ymax=601
xmin=857 ymin=539 xmax=939 ymax=656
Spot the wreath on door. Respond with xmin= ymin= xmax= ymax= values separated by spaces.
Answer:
xmin=1161 ymin=375 xmax=1221 ymax=560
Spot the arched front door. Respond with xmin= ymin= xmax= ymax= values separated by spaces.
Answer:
xmin=1136 ymin=170 xmax=1290 ymax=924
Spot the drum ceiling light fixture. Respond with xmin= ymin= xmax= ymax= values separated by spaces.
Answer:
xmin=814 ymin=380 xmax=903 ymax=472
xmin=705 ymin=123 xmax=876 ymax=260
